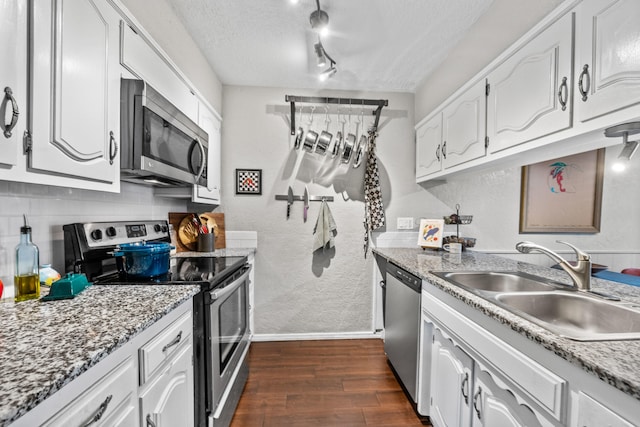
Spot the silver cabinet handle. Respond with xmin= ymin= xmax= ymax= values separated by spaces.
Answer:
xmin=146 ymin=414 xmax=157 ymax=427
xmin=460 ymin=372 xmax=469 ymax=404
xmin=558 ymin=76 xmax=568 ymax=111
xmin=441 ymin=141 xmax=447 ymax=159
xmin=473 ymin=386 xmax=483 ymax=420
xmin=2 ymin=87 xmax=19 ymax=138
xmin=578 ymin=64 xmax=590 ymax=102
xmin=109 ymin=131 xmax=118 ymax=165
xmin=162 ymin=330 xmax=183 ymax=352
xmin=81 ymin=394 xmax=112 ymax=426
xmin=435 ymin=143 xmax=441 ymax=162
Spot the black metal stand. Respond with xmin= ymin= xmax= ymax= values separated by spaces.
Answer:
xmin=285 ymin=95 xmax=388 ymax=136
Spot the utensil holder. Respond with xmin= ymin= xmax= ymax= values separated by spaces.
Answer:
xmin=197 ymin=233 xmax=215 ymax=252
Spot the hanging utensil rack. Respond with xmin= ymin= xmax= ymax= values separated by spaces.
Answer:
xmin=285 ymin=95 xmax=388 ymax=136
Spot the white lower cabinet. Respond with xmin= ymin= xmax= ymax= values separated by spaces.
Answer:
xmin=430 ymin=328 xmax=474 ymax=427
xmin=41 ymin=357 xmax=137 ymax=427
xmin=575 ymin=393 xmax=635 ymax=427
xmin=420 ymin=284 xmax=639 ymax=427
xmin=139 ymin=344 xmax=194 ymax=427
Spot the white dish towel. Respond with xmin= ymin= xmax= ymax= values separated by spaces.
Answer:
xmin=313 ymin=200 xmax=337 ymax=252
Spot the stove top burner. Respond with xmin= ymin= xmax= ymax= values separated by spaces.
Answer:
xmin=95 ymin=256 xmax=247 ymax=288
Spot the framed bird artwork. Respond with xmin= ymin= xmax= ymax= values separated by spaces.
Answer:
xmin=417 ymin=219 xmax=444 ymax=249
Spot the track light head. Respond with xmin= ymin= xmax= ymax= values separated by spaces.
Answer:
xmin=310 ymin=9 xmax=329 ymax=36
xmin=314 ymin=42 xmax=327 ymax=67
xmin=319 ymin=63 xmax=337 ymax=81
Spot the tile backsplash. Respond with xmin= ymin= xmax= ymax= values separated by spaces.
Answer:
xmin=0 ymin=181 xmax=187 ymax=298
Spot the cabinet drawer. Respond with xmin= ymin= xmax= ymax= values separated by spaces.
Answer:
xmin=139 ymin=311 xmax=193 ymax=384
xmin=42 ymin=357 xmax=136 ymax=427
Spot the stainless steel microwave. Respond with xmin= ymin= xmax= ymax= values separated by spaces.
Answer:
xmin=120 ymin=79 xmax=208 ymax=187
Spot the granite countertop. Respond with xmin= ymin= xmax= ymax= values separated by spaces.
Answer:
xmin=0 ymin=284 xmax=201 ymax=426
xmin=373 ymin=247 xmax=640 ymax=401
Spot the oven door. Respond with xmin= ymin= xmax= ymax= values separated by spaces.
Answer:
xmin=206 ymin=265 xmax=251 ymax=419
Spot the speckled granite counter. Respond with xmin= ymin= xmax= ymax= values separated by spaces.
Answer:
xmin=0 ymin=284 xmax=200 ymax=426
xmin=373 ymin=248 xmax=640 ymax=402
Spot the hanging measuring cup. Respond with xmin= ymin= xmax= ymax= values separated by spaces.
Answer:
xmin=342 ymin=104 xmax=356 ymax=163
xmin=353 ymin=108 xmax=369 ymax=168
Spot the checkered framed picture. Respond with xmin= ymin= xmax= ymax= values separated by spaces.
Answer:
xmin=235 ymin=169 xmax=262 ymax=195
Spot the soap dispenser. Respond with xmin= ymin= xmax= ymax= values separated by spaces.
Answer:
xmin=14 ymin=215 xmax=40 ymax=302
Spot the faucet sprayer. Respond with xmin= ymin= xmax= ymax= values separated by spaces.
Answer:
xmin=515 ymin=240 xmax=592 ymax=291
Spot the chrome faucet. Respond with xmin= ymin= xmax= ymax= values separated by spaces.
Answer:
xmin=516 ymin=240 xmax=592 ymax=291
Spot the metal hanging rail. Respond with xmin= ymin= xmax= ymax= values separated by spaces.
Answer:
xmin=285 ymin=95 xmax=388 ymax=136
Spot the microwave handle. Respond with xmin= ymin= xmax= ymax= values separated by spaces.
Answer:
xmin=193 ymin=137 xmax=206 ymax=184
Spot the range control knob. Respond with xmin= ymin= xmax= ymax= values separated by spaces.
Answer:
xmin=106 ymin=226 xmax=117 ymax=238
xmin=154 ymin=224 xmax=162 ymax=233
xmin=90 ymin=229 xmax=103 ymax=241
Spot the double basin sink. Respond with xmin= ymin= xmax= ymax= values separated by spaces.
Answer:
xmin=432 ymin=271 xmax=640 ymax=341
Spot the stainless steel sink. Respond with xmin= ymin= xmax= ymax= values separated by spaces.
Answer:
xmin=432 ymin=270 xmax=640 ymax=341
xmin=432 ymin=271 xmax=566 ymax=293
xmin=493 ymin=291 xmax=640 ymax=341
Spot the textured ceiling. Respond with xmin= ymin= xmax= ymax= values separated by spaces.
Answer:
xmin=168 ymin=0 xmax=495 ymax=92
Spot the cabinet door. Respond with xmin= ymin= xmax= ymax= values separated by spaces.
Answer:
xmin=195 ymin=103 xmax=222 ymax=203
xmin=430 ymin=329 xmax=473 ymax=427
xmin=576 ymin=392 xmax=635 ymax=427
xmin=575 ymin=0 xmax=640 ymax=122
xmin=471 ymin=370 xmax=543 ymax=427
xmin=415 ymin=113 xmax=443 ymax=180
xmin=442 ymin=79 xmax=486 ymax=169
xmin=120 ymin=23 xmax=198 ymax=123
xmin=140 ymin=342 xmax=194 ymax=427
xmin=487 ymin=13 xmax=573 ymax=154
xmin=30 ymin=0 xmax=120 ymax=183
xmin=0 ymin=0 xmax=26 ymax=167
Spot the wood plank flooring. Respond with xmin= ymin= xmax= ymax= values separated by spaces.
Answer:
xmin=230 ymin=339 xmax=431 ymax=427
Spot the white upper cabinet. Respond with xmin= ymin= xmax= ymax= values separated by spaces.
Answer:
xmin=574 ymin=0 xmax=640 ymax=123
xmin=487 ymin=12 xmax=573 ymax=153
xmin=30 ymin=0 xmax=121 ymax=184
xmin=196 ymin=103 xmax=222 ymax=203
xmin=0 ymin=0 xmax=26 ymax=168
xmin=415 ymin=113 xmax=443 ymax=179
xmin=442 ymin=79 xmax=487 ymax=169
xmin=120 ymin=22 xmax=198 ymax=123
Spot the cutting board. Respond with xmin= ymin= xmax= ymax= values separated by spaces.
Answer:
xmin=169 ymin=212 xmax=226 ymax=252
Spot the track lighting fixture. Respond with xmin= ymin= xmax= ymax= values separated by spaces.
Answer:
xmin=309 ymin=0 xmax=329 ymax=37
xmin=319 ymin=63 xmax=337 ymax=81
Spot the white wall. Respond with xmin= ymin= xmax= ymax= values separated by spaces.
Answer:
xmin=219 ymin=86 xmax=435 ymax=337
xmin=422 ymin=147 xmax=640 ymax=272
xmin=0 ymin=183 xmax=186 ymax=298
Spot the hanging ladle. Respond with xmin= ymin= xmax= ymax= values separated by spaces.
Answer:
xmin=302 ymin=106 xmax=318 ymax=152
xmin=315 ymin=104 xmax=333 ymax=155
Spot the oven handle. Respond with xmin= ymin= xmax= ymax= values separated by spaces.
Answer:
xmin=209 ymin=266 xmax=250 ymax=302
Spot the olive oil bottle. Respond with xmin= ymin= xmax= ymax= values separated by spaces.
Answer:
xmin=15 ymin=215 xmax=40 ymax=302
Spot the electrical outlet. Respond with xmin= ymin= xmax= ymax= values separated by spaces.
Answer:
xmin=397 ymin=217 xmax=414 ymax=230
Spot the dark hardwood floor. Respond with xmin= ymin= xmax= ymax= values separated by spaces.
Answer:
xmin=230 ymin=339 xmax=431 ymax=427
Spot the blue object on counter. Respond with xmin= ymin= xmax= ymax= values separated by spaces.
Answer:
xmin=112 ymin=242 xmax=172 ymax=278
xmin=593 ymin=270 xmax=640 ymax=287
xmin=41 ymin=273 xmax=92 ymax=301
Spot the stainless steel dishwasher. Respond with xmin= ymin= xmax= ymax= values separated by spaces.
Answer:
xmin=384 ymin=262 xmax=421 ymax=402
